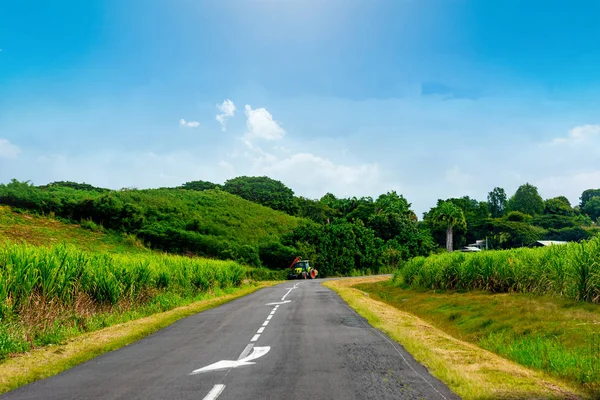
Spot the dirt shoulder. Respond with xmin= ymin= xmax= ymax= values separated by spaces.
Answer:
xmin=324 ymin=277 xmax=589 ymax=400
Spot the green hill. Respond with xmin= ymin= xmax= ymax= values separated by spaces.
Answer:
xmin=0 ymin=205 xmax=147 ymax=254
xmin=0 ymin=180 xmax=304 ymax=268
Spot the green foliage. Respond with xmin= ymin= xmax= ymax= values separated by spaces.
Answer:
xmin=394 ymin=236 xmax=600 ymax=303
xmin=0 ymin=180 xmax=301 ymax=267
xmin=426 ymin=200 xmax=466 ymax=252
xmin=580 ymin=189 xmax=600 ymax=208
xmin=284 ymin=220 xmax=381 ymax=276
xmin=374 ymin=191 xmax=412 ymax=216
xmin=544 ymin=196 xmax=573 ymax=216
xmin=39 ymin=181 xmax=109 ymax=193
xmin=258 ymin=241 xmax=297 ymax=269
xmin=0 ymin=242 xmax=247 ymax=319
xmin=508 ymin=183 xmax=545 ymax=216
xmin=505 ymin=211 xmax=531 ymax=222
xmin=544 ymin=227 xmax=592 ymax=242
xmin=531 ymin=214 xmax=576 ymax=229
xmin=294 ymin=196 xmax=338 ymax=224
xmin=487 ymin=187 xmax=507 ymax=218
xmin=179 ymin=180 xmax=220 ymax=191
xmin=222 ymin=176 xmax=297 ymax=214
xmin=582 ymin=196 xmax=600 ymax=222
xmin=485 ymin=219 xmax=544 ymax=248
xmin=447 ymin=196 xmax=489 ymax=245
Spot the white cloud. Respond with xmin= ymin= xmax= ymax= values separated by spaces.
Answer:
xmin=445 ymin=165 xmax=474 ymax=186
xmin=550 ymin=124 xmax=600 ymax=146
xmin=216 ymin=99 xmax=236 ymax=131
xmin=179 ymin=118 xmax=200 ymax=128
xmin=536 ymin=169 xmax=600 ymax=205
xmin=261 ymin=152 xmax=379 ymax=188
xmin=244 ymin=105 xmax=285 ymax=141
xmin=0 ymin=139 xmax=21 ymax=159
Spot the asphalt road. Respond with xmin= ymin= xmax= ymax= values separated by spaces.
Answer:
xmin=2 ymin=281 xmax=459 ymax=400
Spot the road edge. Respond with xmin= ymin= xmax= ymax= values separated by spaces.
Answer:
xmin=323 ymin=277 xmax=589 ymax=400
xmin=0 ymin=281 xmax=280 ymax=395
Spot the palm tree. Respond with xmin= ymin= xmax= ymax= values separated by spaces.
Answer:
xmin=432 ymin=201 xmax=466 ymax=252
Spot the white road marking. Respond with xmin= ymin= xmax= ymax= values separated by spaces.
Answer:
xmin=266 ymin=300 xmax=291 ymax=306
xmin=281 ymin=283 xmax=300 ymax=301
xmin=191 ymin=347 xmax=270 ymax=375
xmin=202 ymin=384 xmax=226 ymax=400
xmin=262 ymin=321 xmax=269 ymax=327
xmin=257 ymin=327 xmax=265 ymax=333
xmin=266 ymin=315 xmax=273 ymax=320
xmin=251 ymin=334 xmax=261 ymax=342
xmin=237 ymin=343 xmax=254 ymax=360
xmin=270 ymin=310 xmax=276 ymax=315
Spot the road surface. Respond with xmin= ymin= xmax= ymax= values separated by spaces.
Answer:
xmin=2 ymin=281 xmax=459 ymax=400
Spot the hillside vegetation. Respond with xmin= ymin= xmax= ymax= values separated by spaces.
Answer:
xmin=0 ymin=179 xmax=434 ymax=276
xmin=0 ymin=180 xmax=302 ymax=268
xmin=0 ymin=205 xmax=147 ymax=254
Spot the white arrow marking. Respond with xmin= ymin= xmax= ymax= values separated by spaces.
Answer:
xmin=190 ymin=347 xmax=271 ymax=375
xmin=266 ymin=300 xmax=291 ymax=306
xmin=202 ymin=384 xmax=226 ymax=400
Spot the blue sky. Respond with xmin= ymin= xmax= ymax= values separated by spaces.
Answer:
xmin=1 ymin=0 xmax=600 ymax=216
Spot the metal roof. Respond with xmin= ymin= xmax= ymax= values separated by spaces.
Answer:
xmin=534 ymin=240 xmax=568 ymax=247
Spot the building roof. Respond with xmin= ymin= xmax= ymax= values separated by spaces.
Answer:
xmin=531 ymin=240 xmax=568 ymax=247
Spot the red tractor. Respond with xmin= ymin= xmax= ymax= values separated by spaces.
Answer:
xmin=288 ymin=257 xmax=318 ymax=280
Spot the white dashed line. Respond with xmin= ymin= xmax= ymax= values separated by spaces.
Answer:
xmin=257 ymin=327 xmax=265 ymax=334
xmin=251 ymin=334 xmax=261 ymax=342
xmin=262 ymin=320 xmax=269 ymax=327
xmin=266 ymin=315 xmax=273 ymax=320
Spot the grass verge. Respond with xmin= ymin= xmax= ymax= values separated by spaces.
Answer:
xmin=324 ymin=277 xmax=590 ymax=400
xmin=0 ymin=281 xmax=278 ymax=394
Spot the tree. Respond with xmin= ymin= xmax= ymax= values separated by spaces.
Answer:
xmin=40 ymin=181 xmax=109 ymax=192
xmin=295 ymin=196 xmax=338 ymax=224
xmin=180 ymin=180 xmax=220 ymax=191
xmin=508 ymin=183 xmax=544 ymax=216
xmin=544 ymin=196 xmax=573 ymax=216
xmin=430 ymin=201 xmax=466 ymax=252
xmin=487 ymin=187 xmax=508 ymax=218
xmin=582 ymin=196 xmax=600 ymax=222
xmin=222 ymin=176 xmax=297 ymax=214
xmin=448 ymin=196 xmax=489 ymax=245
xmin=580 ymin=189 xmax=600 ymax=208
xmin=374 ymin=191 xmax=411 ymax=216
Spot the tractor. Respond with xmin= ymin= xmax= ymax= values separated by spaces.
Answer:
xmin=288 ymin=257 xmax=318 ymax=280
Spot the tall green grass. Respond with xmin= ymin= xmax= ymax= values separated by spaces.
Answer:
xmin=394 ymin=236 xmax=600 ymax=303
xmin=0 ymin=241 xmax=261 ymax=359
xmin=0 ymin=241 xmax=246 ymax=319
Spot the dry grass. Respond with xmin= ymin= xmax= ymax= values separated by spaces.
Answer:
xmin=324 ymin=277 xmax=590 ymax=400
xmin=0 ymin=282 xmax=278 ymax=394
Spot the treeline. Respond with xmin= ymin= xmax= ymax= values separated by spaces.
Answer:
xmin=1 ymin=177 xmax=599 ymax=276
xmin=423 ymin=184 xmax=600 ymax=252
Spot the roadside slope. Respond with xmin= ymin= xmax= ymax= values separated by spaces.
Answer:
xmin=324 ymin=277 xmax=589 ymax=400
